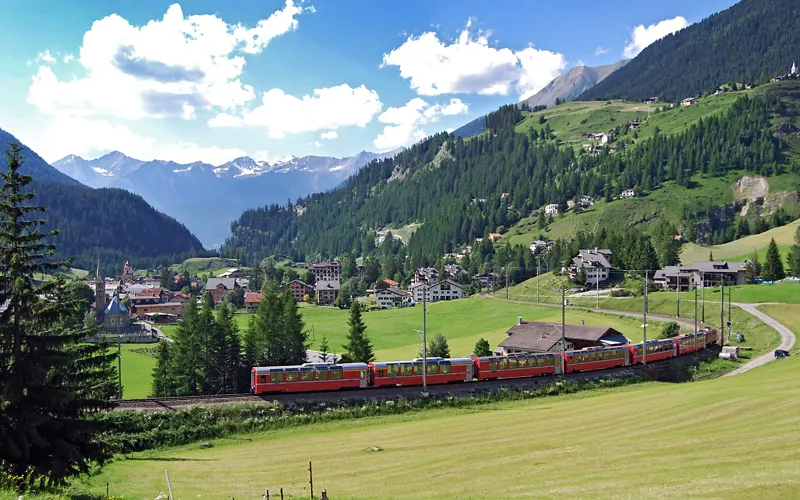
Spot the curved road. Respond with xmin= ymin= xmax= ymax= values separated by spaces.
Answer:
xmin=723 ymin=303 xmax=797 ymax=377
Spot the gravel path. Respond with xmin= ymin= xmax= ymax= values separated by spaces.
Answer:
xmin=723 ymin=303 xmax=796 ymax=377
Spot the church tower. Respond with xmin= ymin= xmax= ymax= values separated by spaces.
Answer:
xmin=95 ymin=253 xmax=106 ymax=315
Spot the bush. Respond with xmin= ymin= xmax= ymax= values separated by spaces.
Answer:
xmin=610 ymin=289 xmax=632 ymax=297
xmin=660 ymin=322 xmax=681 ymax=339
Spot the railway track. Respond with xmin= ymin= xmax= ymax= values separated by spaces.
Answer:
xmin=116 ymin=353 xmax=706 ymax=411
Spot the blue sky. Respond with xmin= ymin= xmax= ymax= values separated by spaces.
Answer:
xmin=0 ymin=0 xmax=737 ymax=165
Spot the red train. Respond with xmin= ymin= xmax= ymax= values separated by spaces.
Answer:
xmin=251 ymin=329 xmax=717 ymax=394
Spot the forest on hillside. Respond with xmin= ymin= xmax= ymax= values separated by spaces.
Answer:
xmin=581 ymin=0 xmax=800 ymax=102
xmin=222 ymin=91 xmax=790 ymax=273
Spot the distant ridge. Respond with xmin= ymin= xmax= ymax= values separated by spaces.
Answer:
xmin=521 ymin=60 xmax=628 ymax=109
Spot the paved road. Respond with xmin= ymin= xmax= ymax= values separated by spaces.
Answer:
xmin=723 ymin=303 xmax=797 ymax=377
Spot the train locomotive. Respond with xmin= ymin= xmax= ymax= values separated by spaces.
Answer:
xmin=251 ymin=328 xmax=717 ymax=394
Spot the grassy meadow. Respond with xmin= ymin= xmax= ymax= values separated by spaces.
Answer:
xmin=119 ymin=344 xmax=158 ymax=399
xmin=680 ymin=218 xmax=800 ymax=266
xmin=77 ymin=354 xmax=800 ymax=499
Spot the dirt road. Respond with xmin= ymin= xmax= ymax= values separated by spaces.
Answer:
xmin=723 ymin=303 xmax=797 ymax=377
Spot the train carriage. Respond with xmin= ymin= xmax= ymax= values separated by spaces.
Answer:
xmin=565 ymin=346 xmax=629 ymax=373
xmin=472 ymin=353 xmax=561 ymax=381
xmin=369 ymin=358 xmax=474 ymax=387
xmin=628 ymin=339 xmax=677 ymax=364
xmin=251 ymin=362 xmax=368 ymax=394
xmin=675 ymin=332 xmax=708 ymax=356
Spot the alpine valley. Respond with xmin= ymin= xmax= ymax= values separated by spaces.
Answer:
xmin=52 ymin=149 xmax=401 ymax=248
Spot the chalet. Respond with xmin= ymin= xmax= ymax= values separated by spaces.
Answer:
xmin=444 ymin=264 xmax=467 ymax=281
xmin=413 ymin=268 xmax=439 ymax=286
xmin=545 ymin=204 xmax=559 ymax=215
xmin=219 ymin=268 xmax=245 ymax=279
xmin=409 ymin=279 xmax=465 ymax=303
xmin=205 ymin=278 xmax=240 ymax=304
xmin=142 ymin=277 xmax=161 ymax=288
xmin=529 ymin=240 xmax=547 ymax=254
xmin=588 ymin=145 xmax=604 ymax=156
xmin=645 ymin=97 xmax=658 ymax=104
xmin=587 ymin=132 xmax=605 ymax=141
xmin=628 ymin=120 xmax=641 ymax=130
xmin=580 ymin=195 xmax=595 ymax=207
xmin=283 ymin=279 xmax=313 ymax=302
xmin=473 ymin=273 xmax=501 ymax=288
xmin=315 ymin=280 xmax=340 ymax=305
xmin=374 ymin=278 xmax=400 ymax=291
xmin=681 ymin=97 xmax=696 ymax=107
xmin=653 ymin=266 xmax=696 ymax=292
xmin=376 ymin=287 xmax=407 ymax=309
xmin=307 ymin=261 xmax=341 ymax=282
xmin=129 ymin=287 xmax=170 ymax=306
xmin=498 ymin=318 xmax=629 ymax=354
xmin=133 ymin=302 xmax=184 ymax=319
xmin=653 ymin=261 xmax=747 ymax=290
xmin=620 ymin=189 xmax=636 ymax=199
xmin=488 ymin=233 xmax=504 ymax=242
xmin=569 ymin=248 xmax=613 ymax=285
xmin=601 ymin=132 xmax=614 ymax=144
xmin=244 ymin=292 xmax=263 ymax=312
xmin=170 ymin=292 xmax=191 ymax=304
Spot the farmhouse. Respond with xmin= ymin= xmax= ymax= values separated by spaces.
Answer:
xmin=409 ymin=279 xmax=465 ymax=303
xmin=315 ymin=280 xmax=340 ymax=305
xmin=620 ymin=189 xmax=636 ymax=199
xmin=544 ymin=204 xmax=559 ymax=215
xmin=570 ymin=248 xmax=613 ymax=285
xmin=376 ymin=287 xmax=407 ymax=308
xmin=244 ymin=292 xmax=263 ymax=312
xmin=205 ymin=278 xmax=240 ymax=304
xmin=219 ymin=268 xmax=245 ymax=279
xmin=653 ymin=261 xmax=747 ymax=290
xmin=283 ymin=279 xmax=313 ymax=302
xmin=498 ymin=319 xmax=629 ymax=354
xmin=681 ymin=97 xmax=696 ymax=106
xmin=629 ymin=120 xmax=641 ymax=129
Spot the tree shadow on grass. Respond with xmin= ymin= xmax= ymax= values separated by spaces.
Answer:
xmin=125 ymin=457 xmax=217 ymax=462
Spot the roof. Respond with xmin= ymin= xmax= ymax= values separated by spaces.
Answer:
xmin=307 ymin=261 xmax=341 ymax=269
xmin=573 ymin=249 xmax=612 ymax=269
xmin=105 ymin=295 xmax=128 ymax=316
xmin=205 ymin=278 xmax=238 ymax=290
xmin=500 ymin=321 xmax=628 ymax=352
xmin=654 ymin=266 xmax=697 ymax=279
xmin=138 ymin=287 xmax=163 ymax=297
xmin=287 ymin=279 xmax=312 ymax=288
xmin=315 ymin=280 xmax=340 ymax=291
xmin=376 ymin=287 xmax=405 ymax=297
xmin=136 ymin=302 xmax=184 ymax=307
xmin=381 ymin=278 xmax=399 ymax=287
xmin=691 ymin=261 xmax=746 ymax=274
xmin=245 ymin=292 xmax=263 ymax=304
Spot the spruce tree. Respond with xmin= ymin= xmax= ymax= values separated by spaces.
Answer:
xmin=763 ymin=238 xmax=785 ymax=283
xmin=473 ymin=338 xmax=492 ymax=357
xmin=319 ymin=333 xmax=330 ymax=363
xmin=151 ymin=340 xmax=175 ymax=397
xmin=212 ymin=303 xmax=241 ymax=394
xmin=171 ymin=298 xmax=204 ymax=394
xmin=424 ymin=333 xmax=451 ymax=358
xmin=280 ymin=293 xmax=308 ymax=365
xmin=745 ymin=249 xmax=762 ymax=284
xmin=0 ymin=144 xmax=116 ymax=488
xmin=787 ymin=226 xmax=800 ymax=278
xmin=342 ymin=300 xmax=374 ymax=363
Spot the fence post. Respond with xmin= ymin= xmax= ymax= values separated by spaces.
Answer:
xmin=309 ymin=460 xmax=314 ymax=499
xmin=280 ymin=488 xmax=284 ymax=500
xmin=321 ymin=490 xmax=328 ymax=500
xmin=165 ymin=470 xmax=174 ymax=500
xmin=265 ymin=489 xmax=269 ymax=500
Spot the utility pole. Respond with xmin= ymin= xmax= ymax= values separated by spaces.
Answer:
xmin=505 ymin=267 xmax=509 ymax=301
xmin=676 ymin=274 xmax=680 ymax=318
xmin=720 ymin=279 xmax=725 ymax=347
xmin=422 ymin=284 xmax=428 ymax=396
xmin=536 ymin=259 xmax=540 ymax=304
xmin=728 ymin=282 xmax=732 ymax=344
xmin=701 ymin=272 xmax=705 ymax=323
xmin=561 ymin=286 xmax=566 ymax=377
xmin=643 ymin=271 xmax=648 ymax=367
xmin=596 ymin=271 xmax=600 ymax=309
xmin=116 ymin=290 xmax=122 ymax=400
xmin=694 ymin=283 xmax=698 ymax=355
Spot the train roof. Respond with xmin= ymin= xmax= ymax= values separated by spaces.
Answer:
xmin=472 ymin=352 xmax=559 ymax=361
xmin=253 ymin=362 xmax=368 ymax=374
xmin=369 ymin=357 xmax=473 ymax=367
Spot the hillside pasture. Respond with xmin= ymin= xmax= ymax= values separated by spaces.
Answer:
xmin=82 ymin=355 xmax=800 ymax=499
xmin=680 ymin=218 xmax=800 ymax=266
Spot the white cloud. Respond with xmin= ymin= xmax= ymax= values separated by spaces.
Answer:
xmin=312 ymin=141 xmax=323 ymax=148
xmin=25 ymin=115 xmax=245 ymax=165
xmin=208 ymin=84 xmax=382 ymax=138
xmin=320 ymin=130 xmax=338 ymax=140
xmin=37 ymin=50 xmax=56 ymax=63
xmin=373 ymin=97 xmax=469 ymax=151
xmin=381 ymin=25 xmax=565 ymax=99
xmin=623 ymin=16 xmax=689 ymax=59
xmin=595 ymin=46 xmax=609 ymax=56
xmin=63 ymin=53 xmax=75 ymax=63
xmin=28 ymin=1 xmax=310 ymax=120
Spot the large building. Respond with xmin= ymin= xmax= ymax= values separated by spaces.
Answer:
xmin=498 ymin=319 xmax=629 ymax=355
xmin=307 ymin=261 xmax=341 ymax=282
xmin=654 ymin=261 xmax=747 ymax=290
xmin=409 ymin=279 xmax=465 ymax=303
xmin=315 ymin=280 xmax=340 ymax=305
xmin=205 ymin=278 xmax=241 ymax=303
xmin=375 ymin=287 xmax=407 ymax=308
xmin=283 ymin=279 xmax=314 ymax=302
xmin=570 ymin=249 xmax=613 ymax=285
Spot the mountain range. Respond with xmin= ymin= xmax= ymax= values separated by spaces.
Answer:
xmin=52 ymin=149 xmax=400 ymax=248
xmin=0 ymin=127 xmax=204 ymax=271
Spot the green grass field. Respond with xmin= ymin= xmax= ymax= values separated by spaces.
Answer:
xmin=163 ymin=298 xmax=663 ymax=362
xmin=170 ymin=257 xmax=241 ymax=277
xmin=120 ymin=343 xmax=158 ymax=399
xmin=77 ymin=353 xmax=800 ymax=499
xmin=681 ymin=218 xmax=800 ymax=266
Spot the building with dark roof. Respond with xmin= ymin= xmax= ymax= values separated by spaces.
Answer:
xmin=104 ymin=294 xmax=131 ymax=331
xmin=498 ymin=319 xmax=629 ymax=355
xmin=653 ymin=261 xmax=746 ymax=290
xmin=315 ymin=280 xmax=340 ymax=305
xmin=205 ymin=277 xmax=241 ymax=303
xmin=570 ymin=248 xmax=613 ymax=285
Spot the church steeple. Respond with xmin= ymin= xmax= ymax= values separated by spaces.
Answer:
xmin=95 ymin=252 xmax=106 ymax=315
xmin=792 ymin=61 xmax=797 ymax=76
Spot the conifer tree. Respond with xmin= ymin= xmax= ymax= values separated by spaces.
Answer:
xmin=212 ymin=303 xmax=241 ymax=394
xmin=424 ymin=333 xmax=451 ymax=358
xmin=319 ymin=333 xmax=330 ymax=363
xmin=787 ymin=226 xmax=800 ymax=278
xmin=763 ymin=238 xmax=785 ymax=283
xmin=151 ymin=340 xmax=175 ymax=397
xmin=473 ymin=338 xmax=492 ymax=357
xmin=0 ymin=144 xmax=116 ymax=488
xmin=171 ymin=298 xmax=204 ymax=394
xmin=280 ymin=293 xmax=308 ymax=365
xmin=342 ymin=300 xmax=374 ymax=363
xmin=745 ymin=249 xmax=762 ymax=284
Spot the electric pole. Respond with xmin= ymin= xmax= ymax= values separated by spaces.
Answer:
xmin=422 ymin=284 xmax=428 ymax=396
xmin=561 ymin=286 xmax=566 ymax=377
xmin=643 ymin=271 xmax=648 ymax=366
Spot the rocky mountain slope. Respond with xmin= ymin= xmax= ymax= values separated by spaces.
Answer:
xmin=521 ymin=60 xmax=628 ymax=109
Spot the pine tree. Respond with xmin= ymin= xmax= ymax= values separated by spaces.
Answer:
xmin=319 ymin=333 xmax=330 ymax=363
xmin=787 ymin=226 xmax=800 ymax=278
xmin=212 ymin=303 xmax=241 ymax=394
xmin=171 ymin=298 xmax=204 ymax=394
xmin=280 ymin=293 xmax=308 ymax=365
xmin=0 ymin=144 xmax=116 ymax=488
xmin=473 ymin=338 xmax=492 ymax=357
xmin=763 ymin=238 xmax=785 ymax=283
xmin=151 ymin=340 xmax=175 ymax=397
xmin=745 ymin=249 xmax=762 ymax=284
xmin=198 ymin=292 xmax=216 ymax=392
xmin=424 ymin=333 xmax=451 ymax=358
xmin=342 ymin=300 xmax=374 ymax=363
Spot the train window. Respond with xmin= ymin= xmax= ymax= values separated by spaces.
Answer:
xmin=518 ymin=358 xmax=527 ymax=368
xmin=316 ymin=369 xmax=329 ymax=380
xmin=401 ymin=364 xmax=412 ymax=376
xmin=426 ymin=363 xmax=438 ymax=375
xmin=331 ymin=369 xmax=343 ymax=380
xmin=528 ymin=356 xmax=538 ymax=367
xmin=412 ymin=362 xmax=422 ymax=375
xmin=270 ymin=371 xmax=283 ymax=383
xmin=286 ymin=371 xmax=299 ymax=382
xmin=259 ymin=375 xmax=267 ymax=384
xmin=301 ymin=370 xmax=313 ymax=382
xmin=387 ymin=363 xmax=398 ymax=376
xmin=440 ymin=363 xmax=451 ymax=374
xmin=604 ymin=351 xmax=611 ymax=360
xmin=508 ymin=359 xmax=517 ymax=369
xmin=498 ymin=359 xmax=507 ymax=370
xmin=489 ymin=361 xmax=497 ymax=371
